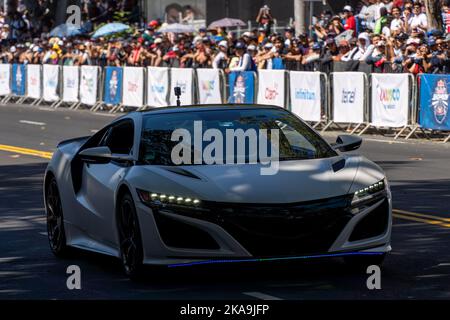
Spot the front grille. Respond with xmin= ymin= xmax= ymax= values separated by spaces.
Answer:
xmin=159 ymin=195 xmax=353 ymax=257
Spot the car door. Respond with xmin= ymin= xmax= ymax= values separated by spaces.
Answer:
xmin=78 ymin=119 xmax=135 ymax=246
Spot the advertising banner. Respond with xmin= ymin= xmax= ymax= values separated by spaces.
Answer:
xmin=419 ymin=74 xmax=450 ymax=131
xmin=228 ymin=71 xmax=255 ymax=104
xmin=43 ymin=64 xmax=60 ymax=102
xmin=62 ymin=66 xmax=79 ymax=102
xmin=332 ymin=72 xmax=365 ymax=123
xmin=257 ymin=70 xmax=285 ymax=107
xmin=80 ymin=66 xmax=99 ymax=105
xmin=196 ymin=68 xmax=222 ymax=104
xmin=0 ymin=64 xmax=10 ymax=96
xmin=371 ymin=73 xmax=409 ymax=127
xmin=103 ymin=67 xmax=123 ymax=105
xmin=12 ymin=64 xmax=26 ymax=96
xmin=26 ymin=64 xmax=41 ymax=99
xmin=170 ymin=68 xmax=193 ymax=106
xmin=290 ymin=71 xmax=321 ymax=122
xmin=147 ymin=67 xmax=169 ymax=107
xmin=123 ymin=67 xmax=144 ymax=107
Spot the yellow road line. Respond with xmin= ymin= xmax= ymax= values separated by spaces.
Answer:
xmin=393 ymin=209 xmax=450 ymax=222
xmin=0 ymin=144 xmax=53 ymax=159
xmin=393 ymin=213 xmax=450 ymax=228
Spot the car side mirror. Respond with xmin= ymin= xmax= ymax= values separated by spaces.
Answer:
xmin=332 ymin=135 xmax=362 ymax=152
xmin=79 ymin=146 xmax=112 ymax=163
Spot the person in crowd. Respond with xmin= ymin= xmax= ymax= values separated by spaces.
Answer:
xmin=256 ymin=5 xmax=273 ymax=34
xmin=212 ymin=40 xmax=229 ymax=70
xmin=343 ymin=6 xmax=357 ymax=36
xmin=0 ymin=0 xmax=448 ymax=76
xmin=228 ymin=42 xmax=255 ymax=73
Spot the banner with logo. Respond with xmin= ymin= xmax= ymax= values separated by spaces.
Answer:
xmin=80 ymin=66 xmax=99 ymax=105
xmin=419 ymin=74 xmax=450 ymax=131
xmin=332 ymin=72 xmax=365 ymax=123
xmin=26 ymin=64 xmax=41 ymax=99
xmin=147 ymin=67 xmax=169 ymax=107
xmin=0 ymin=64 xmax=10 ymax=96
xmin=12 ymin=64 xmax=26 ymax=96
xmin=170 ymin=68 xmax=193 ymax=106
xmin=290 ymin=71 xmax=321 ymax=122
xmin=228 ymin=71 xmax=255 ymax=104
xmin=43 ymin=64 xmax=60 ymax=102
xmin=62 ymin=66 xmax=79 ymax=102
xmin=257 ymin=70 xmax=285 ymax=107
xmin=103 ymin=67 xmax=123 ymax=105
xmin=123 ymin=67 xmax=144 ymax=107
xmin=371 ymin=73 xmax=409 ymax=127
xmin=196 ymin=69 xmax=222 ymax=104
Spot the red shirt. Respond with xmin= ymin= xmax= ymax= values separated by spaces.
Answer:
xmin=344 ymin=16 xmax=356 ymax=35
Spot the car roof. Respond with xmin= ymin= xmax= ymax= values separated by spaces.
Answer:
xmin=137 ymin=104 xmax=284 ymax=116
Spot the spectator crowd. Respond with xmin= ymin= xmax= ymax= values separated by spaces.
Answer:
xmin=0 ymin=0 xmax=449 ymax=75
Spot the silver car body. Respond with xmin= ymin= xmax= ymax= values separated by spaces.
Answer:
xmin=44 ymin=106 xmax=392 ymax=266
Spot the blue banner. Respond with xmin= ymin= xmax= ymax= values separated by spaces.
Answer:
xmin=103 ymin=67 xmax=123 ymax=105
xmin=419 ymin=74 xmax=450 ymax=131
xmin=228 ymin=71 xmax=255 ymax=104
xmin=11 ymin=64 xmax=26 ymax=96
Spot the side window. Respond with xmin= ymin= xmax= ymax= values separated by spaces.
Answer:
xmin=101 ymin=120 xmax=134 ymax=155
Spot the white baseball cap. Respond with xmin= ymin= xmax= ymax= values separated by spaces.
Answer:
xmin=218 ymin=40 xmax=228 ymax=49
xmin=343 ymin=5 xmax=353 ymax=12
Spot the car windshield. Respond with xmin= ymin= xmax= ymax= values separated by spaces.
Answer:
xmin=139 ymin=108 xmax=337 ymax=166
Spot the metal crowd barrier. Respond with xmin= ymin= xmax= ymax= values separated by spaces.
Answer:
xmin=0 ymin=63 xmax=449 ymax=143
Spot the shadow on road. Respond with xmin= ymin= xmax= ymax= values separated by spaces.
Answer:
xmin=0 ymin=161 xmax=450 ymax=299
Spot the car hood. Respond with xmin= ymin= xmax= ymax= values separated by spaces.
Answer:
xmin=129 ymin=155 xmax=385 ymax=204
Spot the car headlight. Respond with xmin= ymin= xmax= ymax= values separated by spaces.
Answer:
xmin=136 ymin=189 xmax=202 ymax=209
xmin=351 ymin=179 xmax=387 ymax=214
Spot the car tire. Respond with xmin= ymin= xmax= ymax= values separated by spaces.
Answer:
xmin=117 ymin=192 xmax=145 ymax=280
xmin=46 ymin=177 xmax=70 ymax=257
xmin=344 ymin=253 xmax=386 ymax=271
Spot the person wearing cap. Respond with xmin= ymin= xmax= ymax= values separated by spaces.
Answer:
xmin=212 ymin=40 xmax=229 ymax=69
xmin=257 ymin=27 xmax=267 ymax=44
xmin=284 ymin=27 xmax=295 ymax=48
xmin=343 ymin=6 xmax=356 ymax=36
xmin=228 ymin=41 xmax=254 ymax=72
xmin=329 ymin=15 xmax=345 ymax=36
xmin=319 ymin=37 xmax=339 ymax=69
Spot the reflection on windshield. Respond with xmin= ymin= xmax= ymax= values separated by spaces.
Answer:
xmin=139 ymin=109 xmax=336 ymax=166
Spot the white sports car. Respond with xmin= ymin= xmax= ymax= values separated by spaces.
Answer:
xmin=44 ymin=105 xmax=392 ymax=278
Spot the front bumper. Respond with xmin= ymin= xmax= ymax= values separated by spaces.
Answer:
xmin=135 ymin=191 xmax=392 ymax=266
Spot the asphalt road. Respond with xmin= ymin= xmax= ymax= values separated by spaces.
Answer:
xmin=0 ymin=104 xmax=450 ymax=300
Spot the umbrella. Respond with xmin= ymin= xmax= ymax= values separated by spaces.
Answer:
xmin=208 ymin=18 xmax=246 ymax=29
xmin=49 ymin=23 xmax=83 ymax=38
xmin=157 ymin=23 xmax=197 ymax=34
xmin=92 ymin=23 xmax=130 ymax=38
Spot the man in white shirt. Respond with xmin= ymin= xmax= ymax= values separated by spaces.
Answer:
xmin=390 ymin=6 xmax=404 ymax=34
xmin=409 ymin=2 xmax=428 ymax=32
